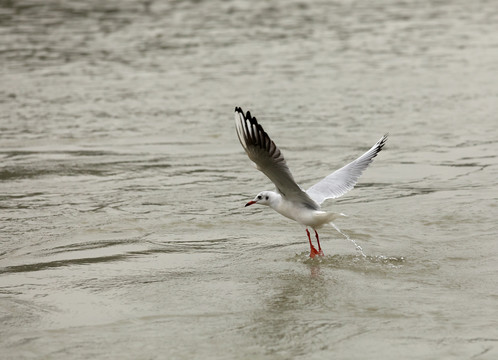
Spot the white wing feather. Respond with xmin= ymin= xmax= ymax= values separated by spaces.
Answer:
xmin=306 ymin=134 xmax=388 ymax=205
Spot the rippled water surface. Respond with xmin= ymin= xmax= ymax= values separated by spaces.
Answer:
xmin=1 ymin=0 xmax=498 ymax=359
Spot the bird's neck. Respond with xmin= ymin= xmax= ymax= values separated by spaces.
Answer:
xmin=267 ymin=192 xmax=302 ymax=223
xmin=267 ymin=191 xmax=283 ymax=210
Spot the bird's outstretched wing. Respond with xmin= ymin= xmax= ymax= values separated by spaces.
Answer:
xmin=234 ymin=107 xmax=319 ymax=210
xmin=306 ymin=134 xmax=388 ymax=205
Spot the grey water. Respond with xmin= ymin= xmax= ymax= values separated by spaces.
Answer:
xmin=1 ymin=0 xmax=498 ymax=359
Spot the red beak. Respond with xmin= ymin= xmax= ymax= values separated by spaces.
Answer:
xmin=245 ymin=200 xmax=256 ymax=207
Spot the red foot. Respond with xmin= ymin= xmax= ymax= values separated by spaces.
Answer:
xmin=306 ymin=228 xmax=324 ymax=258
xmin=315 ymin=230 xmax=324 ymax=257
xmin=309 ymin=245 xmax=320 ymax=258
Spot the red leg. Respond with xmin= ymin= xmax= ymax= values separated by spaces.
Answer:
xmin=306 ymin=229 xmax=319 ymax=258
xmin=314 ymin=230 xmax=324 ymax=256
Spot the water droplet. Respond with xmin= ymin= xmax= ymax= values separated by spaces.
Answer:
xmin=330 ymin=222 xmax=367 ymax=258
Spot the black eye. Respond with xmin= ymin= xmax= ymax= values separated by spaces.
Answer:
xmin=257 ymin=195 xmax=262 ymax=200
xmin=265 ymin=196 xmax=269 ymax=200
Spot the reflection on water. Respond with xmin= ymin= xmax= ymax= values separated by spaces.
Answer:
xmin=1 ymin=0 xmax=498 ymax=359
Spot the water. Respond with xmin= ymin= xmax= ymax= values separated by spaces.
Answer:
xmin=330 ymin=221 xmax=367 ymax=258
xmin=1 ymin=0 xmax=498 ymax=359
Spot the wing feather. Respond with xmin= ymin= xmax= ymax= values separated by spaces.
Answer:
xmin=234 ymin=107 xmax=319 ymax=210
xmin=306 ymin=134 xmax=388 ymax=205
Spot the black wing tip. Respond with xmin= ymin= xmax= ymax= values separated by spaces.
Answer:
xmin=372 ymin=133 xmax=388 ymax=157
xmin=235 ymin=106 xmax=249 ymax=120
xmin=234 ymin=106 xmax=252 ymax=119
xmin=233 ymin=106 xmax=274 ymax=152
xmin=234 ymin=106 xmax=259 ymax=125
xmin=383 ymin=133 xmax=389 ymax=140
xmin=379 ymin=133 xmax=388 ymax=148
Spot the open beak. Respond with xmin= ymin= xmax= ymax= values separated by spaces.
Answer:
xmin=245 ymin=200 xmax=256 ymax=207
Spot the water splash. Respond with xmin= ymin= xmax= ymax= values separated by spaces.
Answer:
xmin=330 ymin=222 xmax=367 ymax=258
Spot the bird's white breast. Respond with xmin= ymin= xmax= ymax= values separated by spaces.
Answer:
xmin=271 ymin=196 xmax=326 ymax=228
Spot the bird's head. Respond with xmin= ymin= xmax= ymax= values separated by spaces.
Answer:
xmin=245 ymin=191 xmax=274 ymax=207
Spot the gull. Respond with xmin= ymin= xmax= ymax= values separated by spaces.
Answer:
xmin=234 ymin=106 xmax=387 ymax=258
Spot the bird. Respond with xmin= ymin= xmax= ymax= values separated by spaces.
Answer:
xmin=234 ymin=106 xmax=388 ymax=258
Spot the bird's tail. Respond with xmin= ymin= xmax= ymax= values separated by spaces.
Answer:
xmin=315 ymin=212 xmax=347 ymax=227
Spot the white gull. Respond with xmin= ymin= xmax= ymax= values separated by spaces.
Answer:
xmin=234 ymin=106 xmax=387 ymax=258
